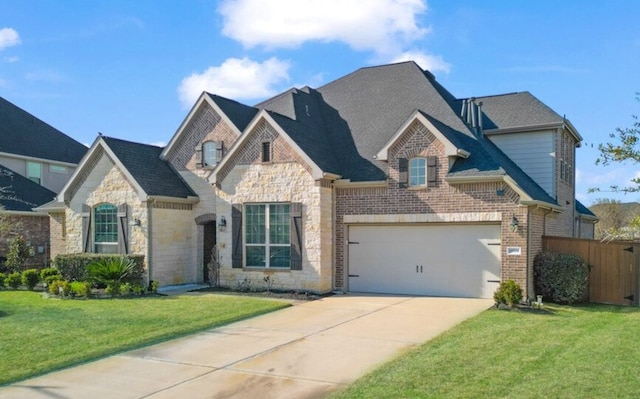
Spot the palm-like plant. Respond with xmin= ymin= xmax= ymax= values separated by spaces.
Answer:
xmin=87 ymin=257 xmax=137 ymax=296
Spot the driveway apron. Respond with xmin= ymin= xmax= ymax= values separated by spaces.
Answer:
xmin=2 ymin=294 xmax=492 ymax=399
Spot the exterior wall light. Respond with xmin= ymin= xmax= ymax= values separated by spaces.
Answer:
xmin=218 ymin=216 xmax=227 ymax=232
xmin=509 ymin=216 xmax=519 ymax=233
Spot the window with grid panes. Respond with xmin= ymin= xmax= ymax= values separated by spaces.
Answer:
xmin=245 ymin=204 xmax=290 ymax=268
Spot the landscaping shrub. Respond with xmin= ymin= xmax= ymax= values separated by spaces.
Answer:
xmin=5 ymin=235 xmax=33 ymax=272
xmin=21 ymin=268 xmax=40 ymax=290
xmin=40 ymin=268 xmax=63 ymax=285
xmin=0 ymin=273 xmax=5 ymax=288
xmin=493 ymin=280 xmax=523 ymax=307
xmin=6 ymin=272 xmax=22 ymax=289
xmin=87 ymin=257 xmax=143 ymax=296
xmin=534 ymin=251 xmax=589 ymax=304
xmin=49 ymin=280 xmax=71 ymax=296
xmin=54 ymin=254 xmax=144 ymax=282
xmin=69 ymin=281 xmax=92 ymax=298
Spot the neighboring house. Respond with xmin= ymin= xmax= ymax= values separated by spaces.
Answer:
xmin=0 ymin=97 xmax=87 ymax=266
xmin=39 ymin=61 xmax=597 ymax=298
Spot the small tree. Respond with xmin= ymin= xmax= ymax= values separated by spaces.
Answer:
xmin=594 ymin=94 xmax=640 ymax=206
xmin=5 ymin=235 xmax=33 ymax=272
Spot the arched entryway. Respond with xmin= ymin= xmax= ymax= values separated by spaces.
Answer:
xmin=195 ymin=213 xmax=217 ymax=284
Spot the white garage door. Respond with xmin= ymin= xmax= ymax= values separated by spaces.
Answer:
xmin=348 ymin=224 xmax=501 ymax=298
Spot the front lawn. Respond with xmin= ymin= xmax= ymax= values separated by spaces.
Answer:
xmin=331 ymin=304 xmax=640 ymax=399
xmin=0 ymin=291 xmax=289 ymax=385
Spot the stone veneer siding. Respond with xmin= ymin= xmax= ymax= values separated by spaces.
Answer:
xmin=335 ymin=120 xmax=529 ymax=294
xmin=215 ymin=120 xmax=333 ymax=293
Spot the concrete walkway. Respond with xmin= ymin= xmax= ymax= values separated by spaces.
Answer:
xmin=2 ymin=294 xmax=492 ymax=399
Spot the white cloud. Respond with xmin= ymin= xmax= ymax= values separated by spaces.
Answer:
xmin=218 ymin=0 xmax=429 ymax=56
xmin=177 ymin=57 xmax=291 ymax=106
xmin=392 ymin=50 xmax=451 ymax=73
xmin=148 ymin=141 xmax=167 ymax=148
xmin=0 ymin=28 xmax=20 ymax=50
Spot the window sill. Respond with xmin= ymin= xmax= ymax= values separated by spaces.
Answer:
xmin=243 ymin=267 xmax=291 ymax=272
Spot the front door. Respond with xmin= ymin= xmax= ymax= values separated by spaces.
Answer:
xmin=203 ymin=222 xmax=216 ymax=283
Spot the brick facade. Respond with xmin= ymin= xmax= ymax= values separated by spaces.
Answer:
xmin=0 ymin=213 xmax=50 ymax=268
xmin=334 ymin=120 xmax=529 ymax=294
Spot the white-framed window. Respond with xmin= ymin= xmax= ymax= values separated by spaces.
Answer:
xmin=245 ymin=203 xmax=291 ymax=268
xmin=203 ymin=141 xmax=217 ymax=166
xmin=94 ymin=203 xmax=118 ymax=254
xmin=27 ymin=161 xmax=42 ymax=184
xmin=49 ymin=164 xmax=68 ymax=174
xmin=409 ymin=157 xmax=426 ymax=186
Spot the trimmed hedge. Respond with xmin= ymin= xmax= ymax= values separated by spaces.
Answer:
xmin=534 ymin=251 xmax=589 ymax=304
xmin=53 ymin=254 xmax=145 ymax=283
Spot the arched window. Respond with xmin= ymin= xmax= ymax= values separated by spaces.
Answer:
xmin=94 ymin=203 xmax=118 ymax=253
xmin=203 ymin=141 xmax=217 ymax=166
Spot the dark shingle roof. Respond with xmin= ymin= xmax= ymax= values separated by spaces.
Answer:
xmin=576 ymin=200 xmax=597 ymax=217
xmin=101 ymin=137 xmax=196 ymax=199
xmin=0 ymin=97 xmax=87 ymax=163
xmin=0 ymin=164 xmax=56 ymax=212
xmin=207 ymin=94 xmax=258 ymax=132
xmin=246 ymin=61 xmax=574 ymax=206
xmin=474 ymin=92 xmax=564 ymax=130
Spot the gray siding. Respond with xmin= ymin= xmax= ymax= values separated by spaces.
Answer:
xmin=487 ymin=130 xmax=555 ymax=197
xmin=0 ymin=154 xmax=76 ymax=194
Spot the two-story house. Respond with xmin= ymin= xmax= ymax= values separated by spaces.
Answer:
xmin=0 ymin=97 xmax=87 ymax=266
xmin=40 ymin=62 xmax=596 ymax=298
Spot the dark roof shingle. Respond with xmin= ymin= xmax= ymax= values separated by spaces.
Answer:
xmin=102 ymin=137 xmax=196 ymax=199
xmin=0 ymin=164 xmax=56 ymax=212
xmin=0 ymin=97 xmax=87 ymax=164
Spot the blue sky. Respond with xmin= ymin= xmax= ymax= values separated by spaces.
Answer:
xmin=1 ymin=0 xmax=639 ymax=206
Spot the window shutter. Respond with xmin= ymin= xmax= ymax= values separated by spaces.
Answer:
xmin=195 ymin=144 xmax=203 ymax=168
xmin=231 ymin=204 xmax=243 ymax=268
xmin=81 ymin=204 xmax=92 ymax=253
xmin=117 ymin=204 xmax=128 ymax=254
xmin=216 ymin=141 xmax=223 ymax=163
xmin=290 ymin=203 xmax=303 ymax=270
xmin=427 ymin=156 xmax=437 ymax=187
xmin=398 ymin=158 xmax=408 ymax=188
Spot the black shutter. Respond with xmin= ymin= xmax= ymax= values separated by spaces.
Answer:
xmin=81 ymin=204 xmax=92 ymax=253
xmin=290 ymin=203 xmax=303 ymax=270
xmin=195 ymin=144 xmax=203 ymax=168
xmin=398 ymin=158 xmax=408 ymax=188
xmin=427 ymin=156 xmax=437 ymax=187
xmin=216 ymin=141 xmax=223 ymax=163
xmin=232 ymin=204 xmax=243 ymax=268
xmin=117 ymin=204 xmax=128 ymax=254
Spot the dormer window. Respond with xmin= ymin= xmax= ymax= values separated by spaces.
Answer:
xmin=196 ymin=141 xmax=223 ymax=168
xmin=398 ymin=156 xmax=437 ymax=188
xmin=409 ymin=158 xmax=426 ymax=186
xmin=203 ymin=141 xmax=216 ymax=166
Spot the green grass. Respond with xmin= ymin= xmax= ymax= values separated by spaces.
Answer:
xmin=331 ymin=304 xmax=640 ymax=399
xmin=0 ymin=291 xmax=289 ymax=385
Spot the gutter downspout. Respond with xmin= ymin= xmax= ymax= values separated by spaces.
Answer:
xmin=147 ymin=199 xmax=154 ymax=288
xmin=527 ymin=207 xmax=532 ymax=301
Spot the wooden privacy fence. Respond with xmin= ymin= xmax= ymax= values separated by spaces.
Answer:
xmin=542 ymin=236 xmax=640 ymax=306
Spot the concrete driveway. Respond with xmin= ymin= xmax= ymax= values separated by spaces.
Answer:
xmin=2 ymin=294 xmax=492 ymax=399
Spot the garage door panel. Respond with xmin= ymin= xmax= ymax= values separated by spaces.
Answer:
xmin=348 ymin=224 xmax=501 ymax=298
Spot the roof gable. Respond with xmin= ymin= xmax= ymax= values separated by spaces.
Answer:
xmin=60 ymin=136 xmax=196 ymax=203
xmin=212 ymin=110 xmax=329 ymax=183
xmin=161 ymin=92 xmax=258 ymax=160
xmin=0 ymin=97 xmax=87 ymax=164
